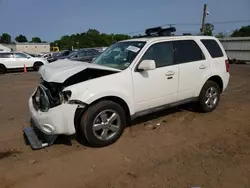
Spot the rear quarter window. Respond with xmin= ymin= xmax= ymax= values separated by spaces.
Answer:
xmin=201 ymin=39 xmax=224 ymax=58
xmin=173 ymin=40 xmax=205 ymax=64
xmin=0 ymin=53 xmax=12 ymax=58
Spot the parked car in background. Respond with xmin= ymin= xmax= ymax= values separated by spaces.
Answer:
xmin=68 ymin=48 xmax=100 ymax=62
xmin=47 ymin=50 xmax=74 ymax=63
xmin=0 ymin=51 xmax=48 ymax=74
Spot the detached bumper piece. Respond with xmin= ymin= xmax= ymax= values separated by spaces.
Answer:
xmin=23 ymin=126 xmax=58 ymax=150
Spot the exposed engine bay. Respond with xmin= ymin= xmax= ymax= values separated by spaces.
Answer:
xmin=39 ymin=68 xmax=119 ymax=108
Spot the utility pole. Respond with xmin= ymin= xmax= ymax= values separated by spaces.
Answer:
xmin=201 ymin=4 xmax=207 ymax=35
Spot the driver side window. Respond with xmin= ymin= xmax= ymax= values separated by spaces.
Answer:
xmin=140 ymin=42 xmax=174 ymax=68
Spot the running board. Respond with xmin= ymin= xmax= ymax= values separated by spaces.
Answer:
xmin=23 ymin=127 xmax=58 ymax=150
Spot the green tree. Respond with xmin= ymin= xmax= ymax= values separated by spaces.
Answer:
xmin=15 ymin=34 xmax=28 ymax=42
xmin=215 ymin=32 xmax=226 ymax=38
xmin=30 ymin=37 xmax=42 ymax=43
xmin=231 ymin=25 xmax=250 ymax=37
xmin=201 ymin=23 xmax=214 ymax=36
xmin=51 ymin=29 xmax=131 ymax=50
xmin=0 ymin=33 xmax=11 ymax=44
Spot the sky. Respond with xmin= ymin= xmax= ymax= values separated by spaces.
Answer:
xmin=0 ymin=0 xmax=249 ymax=42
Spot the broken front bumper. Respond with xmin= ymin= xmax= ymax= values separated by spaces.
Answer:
xmin=24 ymin=96 xmax=78 ymax=149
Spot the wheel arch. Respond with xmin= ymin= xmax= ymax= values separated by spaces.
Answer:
xmin=206 ymin=75 xmax=223 ymax=93
xmin=33 ymin=61 xmax=44 ymax=66
xmin=74 ymin=96 xmax=132 ymax=132
xmin=0 ymin=63 xmax=7 ymax=73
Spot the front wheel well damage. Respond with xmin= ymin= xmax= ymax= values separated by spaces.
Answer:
xmin=73 ymin=96 xmax=131 ymax=133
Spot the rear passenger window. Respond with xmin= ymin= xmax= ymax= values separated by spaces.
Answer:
xmin=201 ymin=39 xmax=223 ymax=58
xmin=174 ymin=40 xmax=205 ymax=64
xmin=86 ymin=51 xmax=93 ymax=56
xmin=0 ymin=53 xmax=12 ymax=58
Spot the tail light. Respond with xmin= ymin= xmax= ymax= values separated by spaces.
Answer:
xmin=225 ymin=59 xmax=229 ymax=72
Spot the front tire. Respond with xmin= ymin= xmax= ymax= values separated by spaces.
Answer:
xmin=79 ymin=100 xmax=126 ymax=147
xmin=198 ymin=81 xmax=221 ymax=113
xmin=33 ymin=62 xmax=44 ymax=71
xmin=0 ymin=64 xmax=6 ymax=74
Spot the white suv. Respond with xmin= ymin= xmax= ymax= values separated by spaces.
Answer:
xmin=0 ymin=52 xmax=48 ymax=74
xmin=24 ymin=33 xmax=230 ymax=149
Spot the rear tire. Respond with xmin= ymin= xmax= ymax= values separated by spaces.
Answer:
xmin=0 ymin=64 xmax=6 ymax=74
xmin=33 ymin=62 xmax=43 ymax=71
xmin=198 ymin=81 xmax=221 ymax=113
xmin=79 ymin=100 xmax=126 ymax=147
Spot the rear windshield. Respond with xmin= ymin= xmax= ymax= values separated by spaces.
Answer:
xmin=201 ymin=39 xmax=224 ymax=58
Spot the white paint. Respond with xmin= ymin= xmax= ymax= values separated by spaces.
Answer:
xmin=28 ymin=97 xmax=78 ymax=135
xmin=39 ymin=59 xmax=121 ymax=82
xmin=29 ymin=35 xmax=230 ymax=136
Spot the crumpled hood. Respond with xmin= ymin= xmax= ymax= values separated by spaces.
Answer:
xmin=39 ymin=59 xmax=121 ymax=83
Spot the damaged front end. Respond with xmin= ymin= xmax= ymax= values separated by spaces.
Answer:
xmin=24 ymin=67 xmax=120 ymax=150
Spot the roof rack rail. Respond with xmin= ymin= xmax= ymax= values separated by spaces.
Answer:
xmin=145 ymin=26 xmax=176 ymax=37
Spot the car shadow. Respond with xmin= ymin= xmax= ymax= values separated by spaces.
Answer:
xmin=41 ymin=103 xmax=200 ymax=148
xmin=129 ymin=102 xmax=199 ymax=127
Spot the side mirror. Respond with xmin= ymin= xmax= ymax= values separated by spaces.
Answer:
xmin=137 ymin=60 xmax=156 ymax=72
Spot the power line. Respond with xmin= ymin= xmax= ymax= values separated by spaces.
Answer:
xmin=125 ymin=20 xmax=250 ymax=35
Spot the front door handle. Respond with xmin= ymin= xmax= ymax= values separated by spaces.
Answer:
xmin=199 ymin=64 xmax=207 ymax=69
xmin=165 ymin=71 xmax=175 ymax=76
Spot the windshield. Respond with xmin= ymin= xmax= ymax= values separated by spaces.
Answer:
xmin=92 ymin=41 xmax=146 ymax=70
xmin=68 ymin=51 xmax=78 ymax=58
xmin=24 ymin=52 xmax=36 ymax=57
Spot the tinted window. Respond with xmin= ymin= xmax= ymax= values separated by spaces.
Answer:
xmin=91 ymin=49 xmax=100 ymax=55
xmin=174 ymin=40 xmax=205 ymax=64
xmin=140 ymin=42 xmax=174 ymax=68
xmin=86 ymin=51 xmax=93 ymax=56
xmin=15 ymin=53 xmax=28 ymax=58
xmin=201 ymin=39 xmax=224 ymax=58
xmin=0 ymin=53 xmax=13 ymax=58
xmin=78 ymin=51 xmax=86 ymax=57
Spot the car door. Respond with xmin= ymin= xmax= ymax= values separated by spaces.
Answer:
xmin=76 ymin=51 xmax=87 ymax=62
xmin=14 ymin=52 xmax=33 ymax=68
xmin=85 ymin=50 xmax=94 ymax=62
xmin=173 ymin=39 xmax=211 ymax=101
xmin=132 ymin=41 xmax=179 ymax=112
xmin=0 ymin=53 xmax=15 ymax=68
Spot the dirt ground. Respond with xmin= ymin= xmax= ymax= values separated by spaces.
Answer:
xmin=0 ymin=65 xmax=250 ymax=188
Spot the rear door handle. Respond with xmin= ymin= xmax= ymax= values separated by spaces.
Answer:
xmin=199 ymin=64 xmax=207 ymax=69
xmin=165 ymin=71 xmax=175 ymax=76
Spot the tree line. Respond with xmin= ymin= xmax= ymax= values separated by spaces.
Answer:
xmin=1 ymin=25 xmax=249 ymax=50
xmin=0 ymin=33 xmax=45 ymax=44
